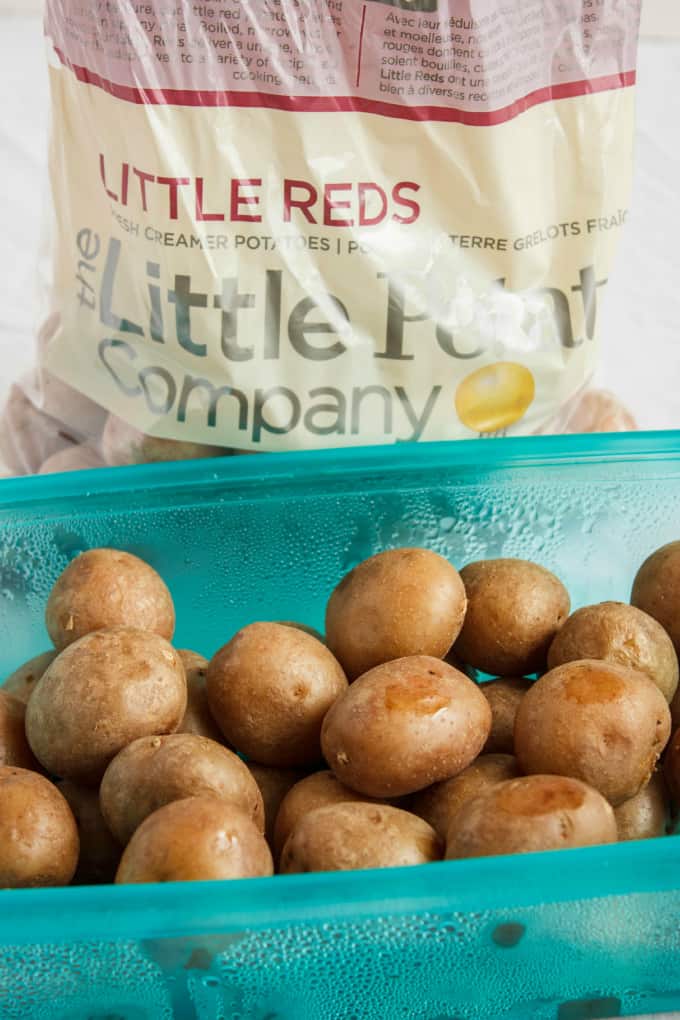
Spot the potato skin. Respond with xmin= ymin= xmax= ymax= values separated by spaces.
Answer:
xmin=247 ymin=763 xmax=307 ymax=848
xmin=0 ymin=691 xmax=41 ymax=771
xmin=273 ymin=770 xmax=380 ymax=860
xmin=663 ymin=727 xmax=680 ymax=805
xmin=26 ymin=628 xmax=187 ymax=784
xmin=0 ymin=767 xmax=79 ymax=888
xmin=207 ymin=623 xmax=347 ymax=768
xmin=175 ymin=650 xmax=224 ymax=743
xmin=100 ymin=733 xmax=264 ymax=845
xmin=3 ymin=650 xmax=57 ymax=703
xmin=0 ymin=382 xmax=74 ymax=475
xmin=514 ymin=660 xmax=671 ymax=806
xmin=45 ymin=548 xmax=175 ymax=650
xmin=446 ymin=775 xmax=618 ymax=859
xmin=671 ymin=687 xmax=680 ymax=733
xmin=454 ymin=559 xmax=570 ymax=675
xmin=632 ymin=542 xmax=680 ymax=656
xmin=406 ymin=754 xmax=520 ymax=840
xmin=280 ymin=802 xmax=442 ymax=874
xmin=480 ymin=678 xmax=533 ymax=754
xmin=58 ymin=780 xmax=121 ymax=885
xmin=115 ymin=796 xmax=273 ymax=883
xmin=39 ymin=445 xmax=104 ymax=474
xmin=548 ymin=602 xmax=679 ymax=703
xmin=325 ymin=548 xmax=467 ymax=680
xmin=102 ymin=414 xmax=226 ymax=467
xmin=614 ymin=772 xmax=668 ymax=842
xmin=321 ymin=655 xmax=491 ymax=798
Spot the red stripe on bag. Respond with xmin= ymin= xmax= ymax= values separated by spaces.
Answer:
xmin=53 ymin=48 xmax=635 ymax=125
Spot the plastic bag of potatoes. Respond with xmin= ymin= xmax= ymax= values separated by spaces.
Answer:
xmin=3 ymin=537 xmax=680 ymax=889
xmin=0 ymin=0 xmax=642 ymax=475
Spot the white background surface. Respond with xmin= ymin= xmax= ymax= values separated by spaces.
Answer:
xmin=0 ymin=9 xmax=678 ymax=430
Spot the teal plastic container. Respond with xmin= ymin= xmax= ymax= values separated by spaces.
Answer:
xmin=1 ymin=433 xmax=680 ymax=1020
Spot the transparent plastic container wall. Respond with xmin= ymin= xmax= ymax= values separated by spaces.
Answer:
xmin=1 ymin=433 xmax=680 ymax=1018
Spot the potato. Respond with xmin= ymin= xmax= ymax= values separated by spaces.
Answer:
xmin=632 ymin=542 xmax=680 ymax=656
xmin=0 ymin=691 xmax=41 ymax=771
xmin=102 ymin=414 xmax=226 ymax=466
xmin=614 ymin=772 xmax=668 ymax=842
xmin=325 ymin=548 xmax=467 ymax=680
xmin=116 ymin=796 xmax=273 ymax=883
xmin=561 ymin=388 xmax=637 ymax=434
xmin=273 ymin=770 xmax=380 ymax=860
xmin=480 ymin=678 xmax=533 ymax=754
xmin=0 ymin=382 xmax=76 ymax=475
xmin=280 ymin=802 xmax=441 ymax=874
xmin=3 ymin=650 xmax=57 ymax=703
xmin=247 ymin=763 xmax=307 ymax=848
xmin=446 ymin=775 xmax=617 ymax=859
xmin=514 ymin=660 xmax=671 ymax=805
xmin=58 ymin=781 xmax=121 ymax=884
xmin=46 ymin=547 xmax=175 ymax=650
xmin=672 ymin=687 xmax=680 ymax=732
xmin=663 ymin=727 xmax=680 ymax=804
xmin=453 ymin=559 xmax=570 ymax=675
xmin=548 ymin=602 xmax=679 ymax=703
xmin=100 ymin=733 xmax=264 ymax=845
xmin=0 ymin=766 xmax=79 ymax=887
xmin=175 ymin=650 xmax=224 ymax=743
xmin=31 ymin=364 xmax=108 ymax=440
xmin=406 ymin=754 xmax=520 ymax=840
xmin=26 ymin=628 xmax=187 ymax=784
xmin=321 ymin=655 xmax=491 ymax=797
xmin=207 ymin=623 xmax=347 ymax=767
xmin=39 ymin=445 xmax=104 ymax=474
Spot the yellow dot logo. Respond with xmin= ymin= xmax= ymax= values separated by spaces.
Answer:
xmin=455 ymin=362 xmax=536 ymax=434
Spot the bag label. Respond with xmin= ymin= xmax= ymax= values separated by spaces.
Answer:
xmin=47 ymin=1 xmax=638 ymax=119
xmin=43 ymin=1 xmax=641 ymax=449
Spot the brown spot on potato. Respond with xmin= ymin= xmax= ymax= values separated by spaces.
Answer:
xmin=563 ymin=671 xmax=625 ymax=704
xmin=384 ymin=678 xmax=450 ymax=715
xmin=497 ymin=777 xmax=585 ymax=816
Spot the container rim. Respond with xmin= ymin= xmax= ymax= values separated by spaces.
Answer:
xmin=2 ymin=430 xmax=680 ymax=509
xmin=0 ymin=837 xmax=677 ymax=946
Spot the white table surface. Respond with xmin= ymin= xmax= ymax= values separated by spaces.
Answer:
xmin=0 ymin=14 xmax=678 ymax=431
